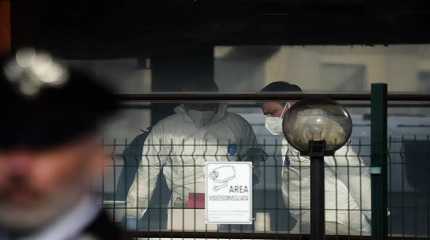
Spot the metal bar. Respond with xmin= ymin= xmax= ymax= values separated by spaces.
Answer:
xmin=311 ymin=155 xmax=325 ymax=239
xmin=116 ymin=92 xmax=430 ymax=102
xmin=125 ymin=231 xmax=317 ymax=239
xmin=126 ymin=231 xmax=427 ymax=239
xmin=387 ymin=136 xmax=393 ymax=238
xmin=119 ymin=103 xmax=430 ymax=109
xmin=309 ymin=141 xmax=326 ymax=240
xmin=371 ymin=83 xmax=388 ymax=240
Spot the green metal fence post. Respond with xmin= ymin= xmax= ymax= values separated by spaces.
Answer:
xmin=371 ymin=83 xmax=388 ymax=239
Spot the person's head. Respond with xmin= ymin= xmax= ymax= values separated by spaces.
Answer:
xmin=0 ymin=136 xmax=106 ymax=233
xmin=0 ymin=49 xmax=118 ymax=233
xmin=181 ymin=81 xmax=220 ymax=127
xmin=261 ymin=81 xmax=302 ymax=117
xmin=260 ymin=81 xmax=302 ymax=135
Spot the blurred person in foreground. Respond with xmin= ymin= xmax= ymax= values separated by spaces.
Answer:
xmin=260 ymin=81 xmax=371 ymax=235
xmin=0 ymin=49 xmax=129 ymax=240
xmin=126 ymin=82 xmax=264 ymax=232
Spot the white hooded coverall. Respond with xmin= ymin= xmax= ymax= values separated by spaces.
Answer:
xmin=281 ymin=139 xmax=371 ymax=235
xmin=126 ymin=104 xmax=258 ymax=225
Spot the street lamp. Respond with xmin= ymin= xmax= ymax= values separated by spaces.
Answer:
xmin=282 ymin=98 xmax=352 ymax=240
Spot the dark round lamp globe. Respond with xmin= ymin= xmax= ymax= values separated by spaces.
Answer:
xmin=282 ymin=98 xmax=352 ymax=155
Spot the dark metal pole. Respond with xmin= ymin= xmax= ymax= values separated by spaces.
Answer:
xmin=371 ymin=83 xmax=388 ymax=240
xmin=309 ymin=140 xmax=326 ymax=240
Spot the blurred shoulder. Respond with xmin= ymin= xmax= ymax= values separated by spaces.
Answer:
xmin=151 ymin=113 xmax=187 ymax=131
xmin=225 ymin=112 xmax=251 ymax=125
xmin=223 ymin=112 xmax=254 ymax=134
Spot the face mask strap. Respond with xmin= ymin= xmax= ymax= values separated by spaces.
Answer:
xmin=280 ymin=102 xmax=290 ymax=118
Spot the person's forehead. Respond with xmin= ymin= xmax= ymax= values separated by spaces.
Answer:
xmin=262 ymin=101 xmax=283 ymax=112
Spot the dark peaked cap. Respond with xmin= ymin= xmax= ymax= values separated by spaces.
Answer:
xmin=0 ymin=49 xmax=119 ymax=150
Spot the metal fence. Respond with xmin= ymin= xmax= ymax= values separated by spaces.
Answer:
xmin=100 ymin=90 xmax=430 ymax=239
xmin=387 ymin=136 xmax=430 ymax=239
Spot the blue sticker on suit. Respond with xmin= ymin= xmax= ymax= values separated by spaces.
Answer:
xmin=228 ymin=144 xmax=238 ymax=156
xmin=284 ymin=155 xmax=290 ymax=167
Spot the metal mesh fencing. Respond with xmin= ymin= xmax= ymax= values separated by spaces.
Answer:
xmin=101 ymin=137 xmax=379 ymax=237
xmin=387 ymin=136 xmax=430 ymax=239
xmin=99 ymin=96 xmax=430 ymax=239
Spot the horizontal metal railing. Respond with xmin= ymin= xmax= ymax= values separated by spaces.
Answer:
xmin=116 ymin=92 xmax=430 ymax=102
xmin=125 ymin=231 xmax=429 ymax=240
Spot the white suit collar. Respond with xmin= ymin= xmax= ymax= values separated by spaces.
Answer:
xmin=0 ymin=195 xmax=100 ymax=240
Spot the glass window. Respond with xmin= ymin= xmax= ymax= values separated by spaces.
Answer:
xmin=320 ymin=63 xmax=366 ymax=91
xmin=417 ymin=71 xmax=430 ymax=93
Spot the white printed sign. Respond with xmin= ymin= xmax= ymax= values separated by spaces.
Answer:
xmin=206 ymin=162 xmax=253 ymax=224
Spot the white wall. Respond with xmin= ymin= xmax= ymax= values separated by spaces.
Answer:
xmin=215 ymin=45 xmax=430 ymax=92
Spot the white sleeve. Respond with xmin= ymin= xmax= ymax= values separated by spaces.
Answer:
xmin=226 ymin=114 xmax=257 ymax=155
xmin=239 ymin=119 xmax=258 ymax=155
xmin=231 ymin=114 xmax=265 ymax=182
xmin=126 ymin=126 xmax=168 ymax=219
xmin=330 ymin=145 xmax=372 ymax=216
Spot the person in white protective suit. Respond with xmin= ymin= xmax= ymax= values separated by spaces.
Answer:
xmin=260 ymin=81 xmax=371 ymax=235
xmin=126 ymin=82 xmax=263 ymax=232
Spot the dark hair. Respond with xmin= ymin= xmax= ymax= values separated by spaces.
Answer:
xmin=261 ymin=81 xmax=302 ymax=93
xmin=260 ymin=81 xmax=302 ymax=106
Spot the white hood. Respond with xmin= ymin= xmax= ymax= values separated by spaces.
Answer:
xmin=175 ymin=103 xmax=228 ymax=126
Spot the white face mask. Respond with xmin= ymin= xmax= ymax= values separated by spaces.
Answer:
xmin=265 ymin=116 xmax=283 ymax=135
xmin=187 ymin=109 xmax=216 ymax=128
xmin=264 ymin=103 xmax=289 ymax=136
